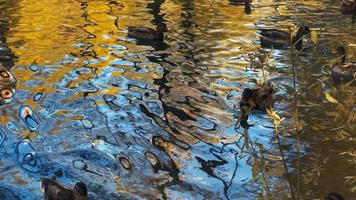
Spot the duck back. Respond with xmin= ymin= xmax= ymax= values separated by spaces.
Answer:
xmin=128 ymin=27 xmax=161 ymax=40
xmin=259 ymin=29 xmax=289 ymax=40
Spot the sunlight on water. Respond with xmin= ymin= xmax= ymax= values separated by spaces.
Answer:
xmin=0 ymin=0 xmax=355 ymax=199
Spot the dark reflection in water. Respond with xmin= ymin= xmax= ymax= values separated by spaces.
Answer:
xmin=0 ymin=0 xmax=355 ymax=199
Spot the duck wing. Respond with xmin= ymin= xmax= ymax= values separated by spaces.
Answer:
xmin=128 ymin=27 xmax=155 ymax=34
xmin=259 ymin=29 xmax=289 ymax=40
xmin=127 ymin=27 xmax=157 ymax=39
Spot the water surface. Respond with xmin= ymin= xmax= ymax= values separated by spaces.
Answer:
xmin=0 ymin=0 xmax=355 ymax=199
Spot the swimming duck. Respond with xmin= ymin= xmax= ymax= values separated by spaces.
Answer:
xmin=240 ymin=84 xmax=273 ymax=111
xmin=341 ymin=0 xmax=356 ymax=14
xmin=128 ymin=24 xmax=167 ymax=40
xmin=259 ymin=25 xmax=310 ymax=50
xmin=239 ymin=84 xmax=273 ymax=129
xmin=41 ymin=178 xmax=88 ymax=200
xmin=229 ymin=0 xmax=252 ymax=5
xmin=325 ymin=192 xmax=345 ymax=200
xmin=331 ymin=46 xmax=355 ymax=84
xmin=229 ymin=0 xmax=252 ymax=14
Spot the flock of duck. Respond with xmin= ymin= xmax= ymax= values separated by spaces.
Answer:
xmin=0 ymin=0 xmax=355 ymax=200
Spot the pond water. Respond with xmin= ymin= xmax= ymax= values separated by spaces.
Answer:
xmin=0 ymin=0 xmax=355 ymax=199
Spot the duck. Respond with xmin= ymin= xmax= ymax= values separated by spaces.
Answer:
xmin=239 ymin=84 xmax=273 ymax=129
xmin=128 ymin=24 xmax=167 ymax=41
xmin=229 ymin=0 xmax=252 ymax=13
xmin=239 ymin=84 xmax=273 ymax=111
xmin=229 ymin=0 xmax=252 ymax=5
xmin=41 ymin=178 xmax=88 ymax=200
xmin=325 ymin=192 xmax=345 ymax=200
xmin=331 ymin=46 xmax=355 ymax=84
xmin=259 ymin=25 xmax=310 ymax=50
xmin=341 ymin=0 xmax=356 ymax=14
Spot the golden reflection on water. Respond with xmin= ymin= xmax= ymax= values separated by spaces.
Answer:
xmin=0 ymin=0 xmax=355 ymax=199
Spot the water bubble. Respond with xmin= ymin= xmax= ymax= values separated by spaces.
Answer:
xmin=81 ymin=119 xmax=94 ymax=129
xmin=33 ymin=93 xmax=43 ymax=101
xmin=29 ymin=64 xmax=39 ymax=72
xmin=18 ymin=105 xmax=40 ymax=132
xmin=0 ymin=88 xmax=13 ymax=99
xmin=118 ymin=156 xmax=131 ymax=170
xmin=16 ymin=139 xmax=43 ymax=173
xmin=145 ymin=152 xmax=158 ymax=166
xmin=103 ymin=94 xmax=116 ymax=102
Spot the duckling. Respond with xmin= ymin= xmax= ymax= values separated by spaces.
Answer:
xmin=325 ymin=192 xmax=345 ymax=200
xmin=41 ymin=178 xmax=88 ymax=200
xmin=259 ymin=25 xmax=310 ymax=50
xmin=341 ymin=0 xmax=356 ymax=14
xmin=128 ymin=24 xmax=167 ymax=40
xmin=331 ymin=46 xmax=355 ymax=84
xmin=239 ymin=84 xmax=273 ymax=129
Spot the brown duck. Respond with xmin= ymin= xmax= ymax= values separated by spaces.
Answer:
xmin=341 ymin=0 xmax=356 ymax=14
xmin=239 ymin=84 xmax=273 ymax=129
xmin=41 ymin=178 xmax=88 ymax=200
xmin=331 ymin=46 xmax=355 ymax=84
xmin=240 ymin=85 xmax=273 ymax=111
xmin=259 ymin=25 xmax=310 ymax=50
xmin=128 ymin=24 xmax=167 ymax=40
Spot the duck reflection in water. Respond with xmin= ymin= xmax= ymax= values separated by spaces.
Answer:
xmin=128 ymin=23 xmax=167 ymax=41
xmin=41 ymin=178 xmax=88 ymax=200
xmin=239 ymin=84 xmax=274 ymax=129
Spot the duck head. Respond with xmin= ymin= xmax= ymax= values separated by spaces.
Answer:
xmin=73 ymin=182 xmax=88 ymax=200
xmin=336 ymin=46 xmax=347 ymax=63
xmin=297 ymin=25 xmax=311 ymax=36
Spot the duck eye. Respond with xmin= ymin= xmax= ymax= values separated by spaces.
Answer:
xmin=118 ymin=156 xmax=131 ymax=169
xmin=0 ymin=71 xmax=10 ymax=78
xmin=0 ymin=89 xmax=13 ymax=99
